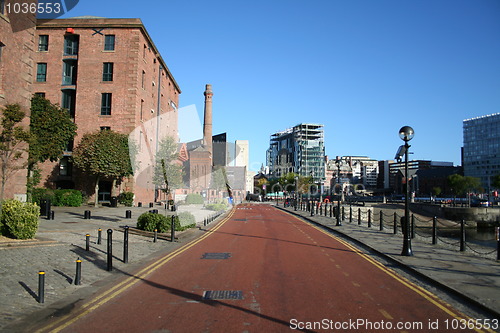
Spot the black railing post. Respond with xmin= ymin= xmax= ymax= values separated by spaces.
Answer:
xmin=460 ymin=220 xmax=466 ymax=252
xmin=171 ymin=215 xmax=175 ymax=242
xmin=107 ymin=229 xmax=113 ymax=271
xmin=379 ymin=210 xmax=383 ymax=231
xmin=496 ymin=227 xmax=500 ymax=261
xmin=432 ymin=216 xmax=437 ymax=245
xmin=411 ymin=214 xmax=415 ymax=239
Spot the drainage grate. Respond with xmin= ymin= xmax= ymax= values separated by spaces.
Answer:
xmin=201 ymin=252 xmax=231 ymax=259
xmin=203 ymin=290 xmax=243 ymax=300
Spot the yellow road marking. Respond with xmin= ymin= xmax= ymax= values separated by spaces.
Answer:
xmin=379 ymin=309 xmax=394 ymax=320
xmin=36 ymin=208 xmax=236 ymax=333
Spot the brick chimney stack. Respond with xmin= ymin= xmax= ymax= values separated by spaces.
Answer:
xmin=203 ymin=84 xmax=213 ymax=156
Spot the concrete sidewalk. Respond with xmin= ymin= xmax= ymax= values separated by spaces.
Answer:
xmin=280 ymin=205 xmax=500 ymax=319
xmin=0 ymin=204 xmax=222 ymax=332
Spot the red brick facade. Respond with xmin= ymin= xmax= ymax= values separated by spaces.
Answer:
xmin=0 ymin=1 xmax=36 ymax=200
xmin=34 ymin=18 xmax=181 ymax=204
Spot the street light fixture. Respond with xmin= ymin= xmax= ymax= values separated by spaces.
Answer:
xmin=398 ymin=126 xmax=414 ymax=256
xmin=335 ymin=156 xmax=343 ymax=226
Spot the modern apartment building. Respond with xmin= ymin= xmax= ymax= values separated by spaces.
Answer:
xmin=463 ymin=113 xmax=500 ymax=189
xmin=33 ymin=17 xmax=181 ymax=203
xmin=0 ymin=1 xmax=37 ymax=200
xmin=267 ymin=123 xmax=325 ymax=182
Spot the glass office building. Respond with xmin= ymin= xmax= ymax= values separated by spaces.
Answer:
xmin=267 ymin=123 xmax=325 ymax=182
xmin=463 ymin=113 xmax=500 ymax=189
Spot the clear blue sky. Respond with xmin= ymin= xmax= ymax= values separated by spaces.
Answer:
xmin=61 ymin=0 xmax=500 ymax=171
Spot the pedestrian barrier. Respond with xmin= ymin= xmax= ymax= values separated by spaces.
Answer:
xmin=289 ymin=202 xmax=499 ymax=260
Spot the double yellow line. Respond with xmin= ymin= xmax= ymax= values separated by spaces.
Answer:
xmin=283 ymin=209 xmax=493 ymax=333
xmin=37 ymin=208 xmax=235 ymax=333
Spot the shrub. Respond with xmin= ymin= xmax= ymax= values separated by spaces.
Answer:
xmin=118 ymin=192 xmax=134 ymax=207
xmin=185 ymin=193 xmax=204 ymax=204
xmin=137 ymin=212 xmax=170 ymax=232
xmin=32 ymin=188 xmax=55 ymax=206
xmin=177 ymin=211 xmax=196 ymax=227
xmin=31 ymin=188 xmax=82 ymax=207
xmin=55 ymin=189 xmax=83 ymax=207
xmin=1 ymin=199 xmax=40 ymax=239
xmin=206 ymin=203 xmax=227 ymax=211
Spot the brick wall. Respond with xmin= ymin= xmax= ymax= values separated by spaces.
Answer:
xmin=0 ymin=2 xmax=36 ymax=200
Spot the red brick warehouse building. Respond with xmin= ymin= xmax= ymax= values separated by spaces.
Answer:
xmin=33 ymin=17 xmax=181 ymax=204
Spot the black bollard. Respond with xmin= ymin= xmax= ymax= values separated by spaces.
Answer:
xmin=85 ymin=234 xmax=90 ymax=251
xmin=125 ymin=210 xmax=132 ymax=219
xmin=84 ymin=210 xmax=91 ymax=219
xmin=393 ymin=212 xmax=397 ymax=234
xmin=38 ymin=271 xmax=45 ymax=303
xmin=496 ymin=227 xmax=500 ymax=261
xmin=349 ymin=206 xmax=353 ymax=223
xmin=368 ymin=210 xmax=372 ymax=228
xmin=379 ymin=210 xmax=384 ymax=231
xmin=171 ymin=216 xmax=175 ymax=242
xmin=50 ymin=211 xmax=55 ymax=220
xmin=149 ymin=202 xmax=154 ymax=208
xmin=138 ymin=202 xmax=142 ymax=207
xmin=97 ymin=228 xmax=102 ymax=245
xmin=154 ymin=229 xmax=157 ymax=243
xmin=411 ymin=214 xmax=415 ymax=239
xmin=432 ymin=217 xmax=437 ymax=245
xmin=124 ymin=226 xmax=129 ymax=263
xmin=460 ymin=220 xmax=465 ymax=252
xmin=107 ymin=229 xmax=113 ymax=271
xmin=75 ymin=258 xmax=82 ymax=285
xmin=358 ymin=208 xmax=361 ymax=225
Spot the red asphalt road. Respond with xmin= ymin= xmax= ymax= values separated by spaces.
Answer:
xmin=42 ymin=204 xmax=483 ymax=333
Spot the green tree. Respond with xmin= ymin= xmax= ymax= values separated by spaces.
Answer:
xmin=492 ymin=174 xmax=500 ymax=189
xmin=211 ymin=166 xmax=227 ymax=191
xmin=448 ymin=174 xmax=481 ymax=204
xmin=432 ymin=187 xmax=442 ymax=197
xmin=27 ymin=95 xmax=77 ymax=201
xmin=153 ymin=136 xmax=183 ymax=194
xmin=72 ymin=130 xmax=133 ymax=206
xmin=0 ymin=104 xmax=30 ymax=208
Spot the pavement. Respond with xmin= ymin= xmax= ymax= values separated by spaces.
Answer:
xmin=279 ymin=203 xmax=500 ymax=320
xmin=1 ymin=202 xmax=499 ymax=332
xmin=0 ymin=203 xmax=223 ymax=332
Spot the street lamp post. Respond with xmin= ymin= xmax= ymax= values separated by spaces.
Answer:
xmin=399 ymin=126 xmax=414 ymax=256
xmin=335 ymin=156 xmax=343 ymax=226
